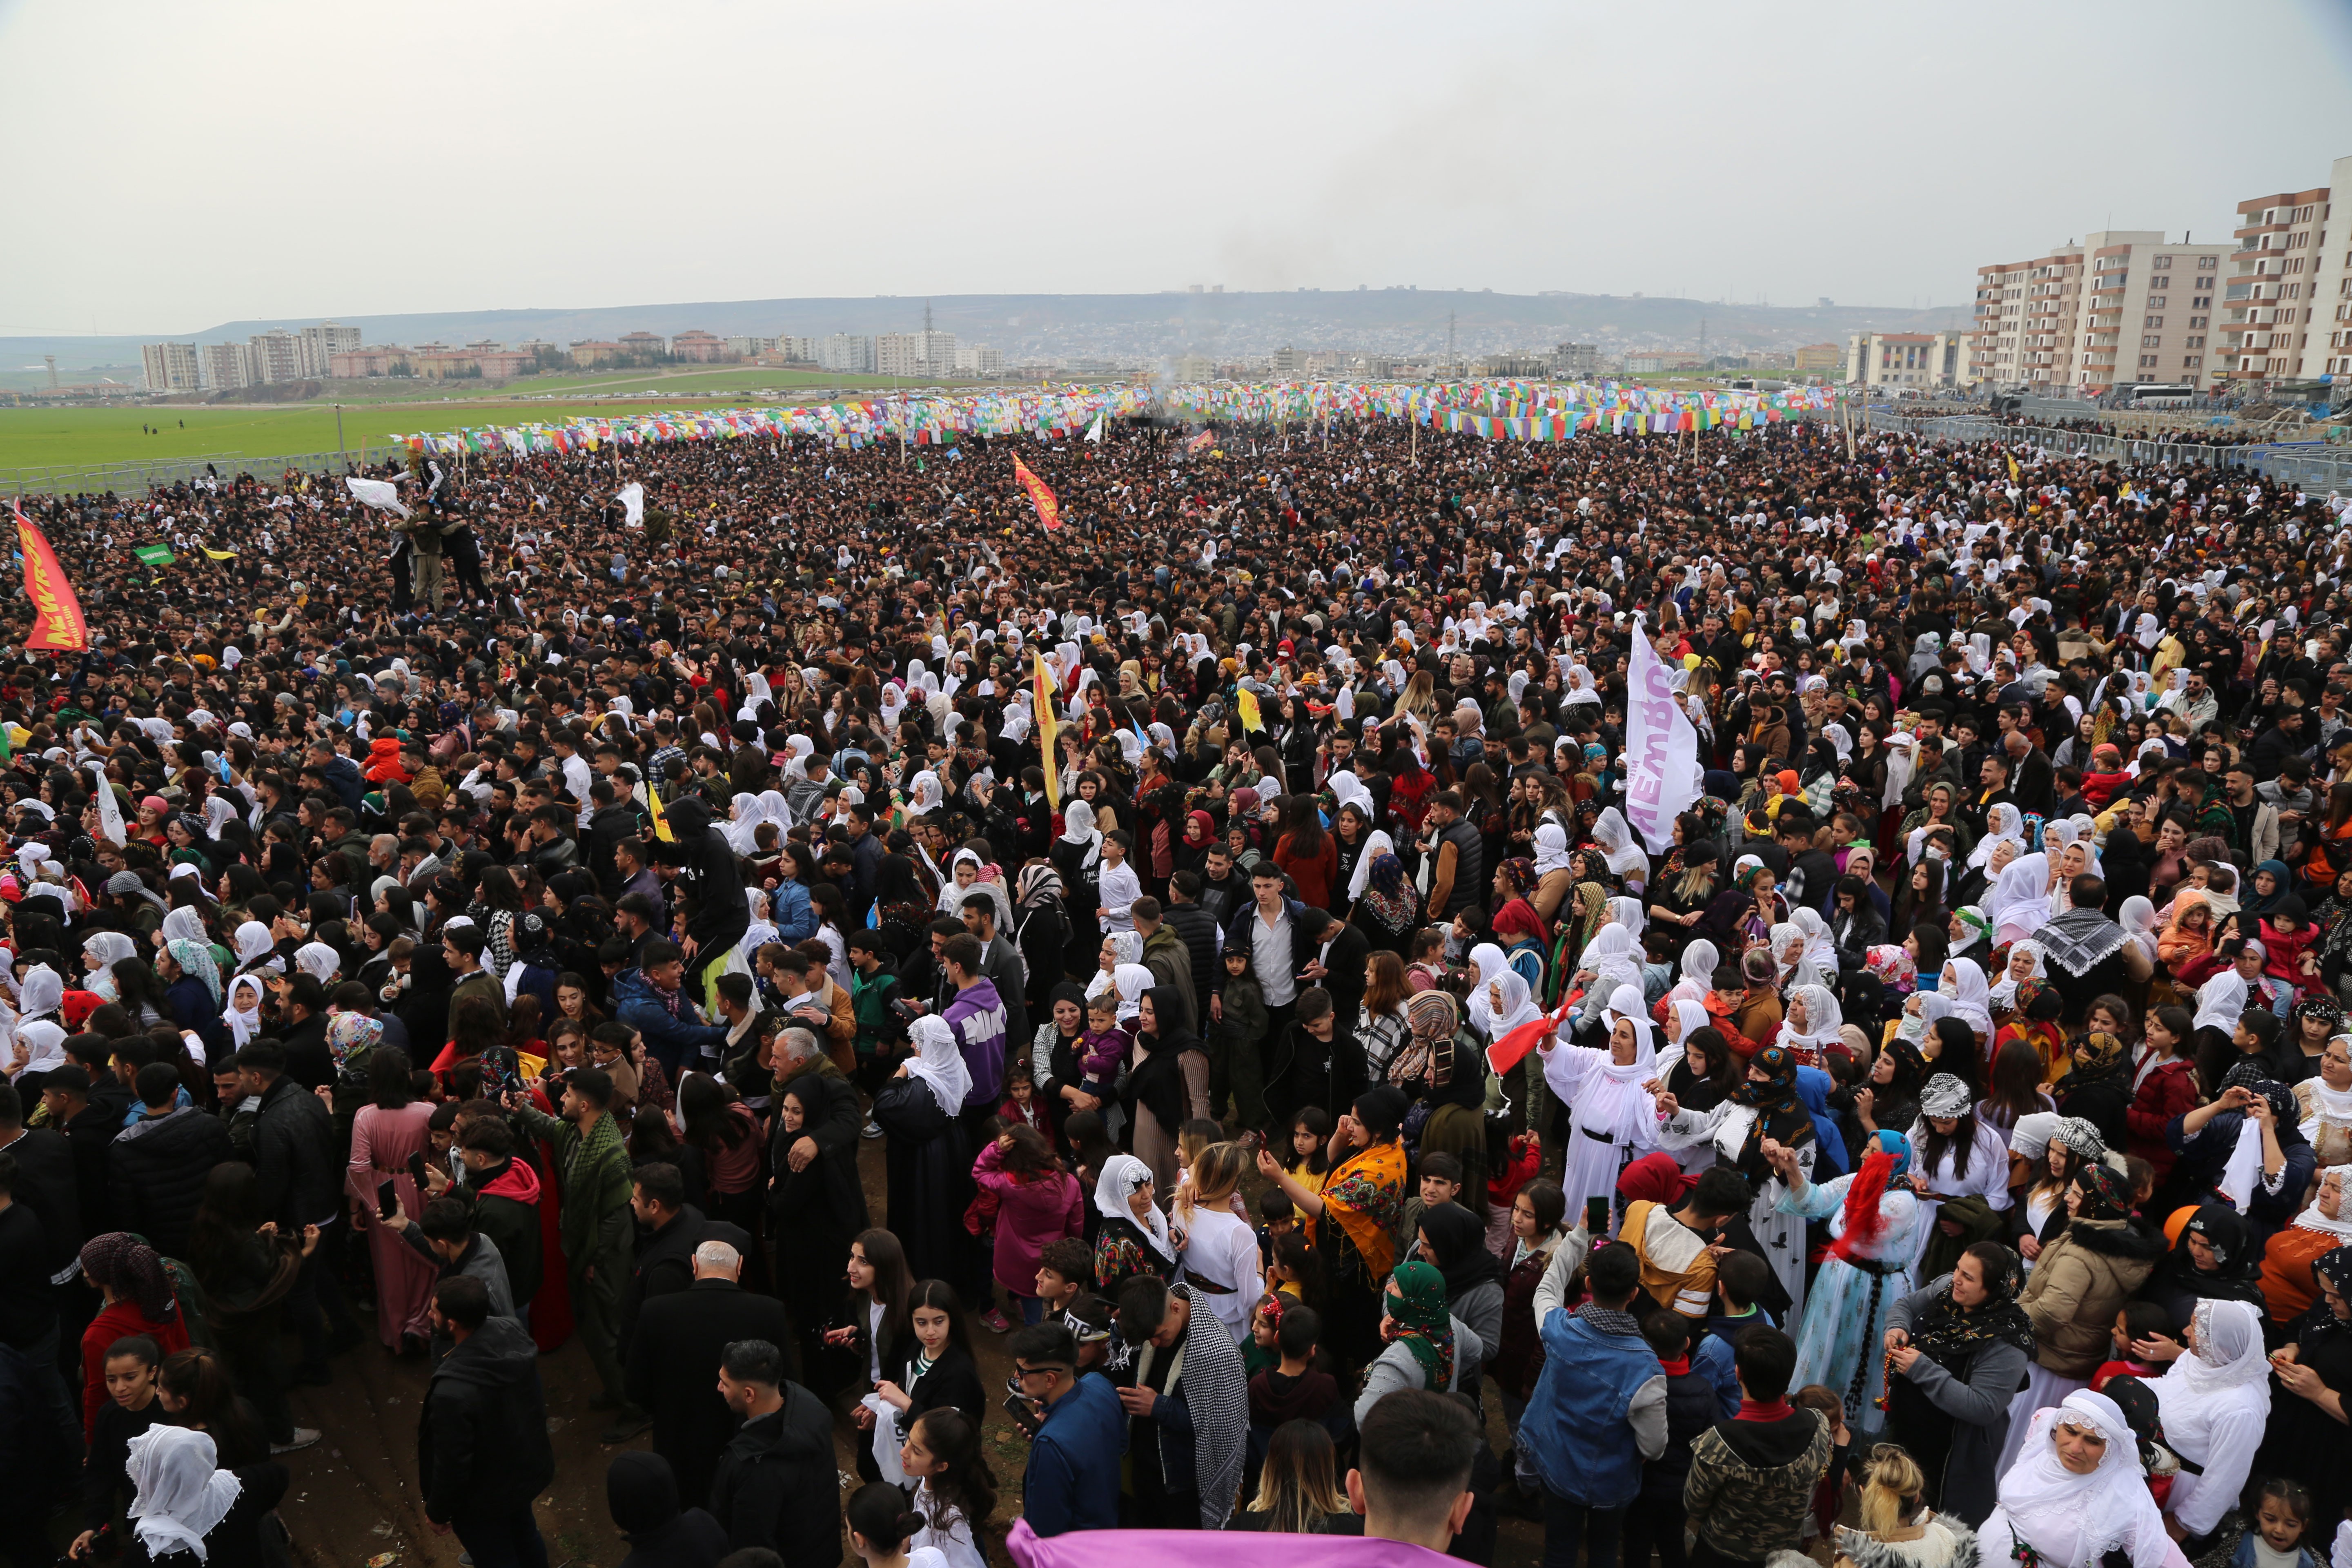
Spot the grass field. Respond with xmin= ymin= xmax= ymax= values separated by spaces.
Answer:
xmin=0 ymin=385 xmax=953 ymax=471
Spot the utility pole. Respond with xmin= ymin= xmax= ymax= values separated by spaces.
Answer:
xmin=1448 ymin=311 xmax=1457 ymax=378
xmin=335 ymin=403 xmax=345 ymax=467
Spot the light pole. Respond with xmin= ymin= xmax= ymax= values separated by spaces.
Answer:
xmin=335 ymin=404 xmax=345 ymax=468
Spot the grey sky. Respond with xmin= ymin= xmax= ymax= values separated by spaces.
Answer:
xmin=4 ymin=0 xmax=2348 ymax=336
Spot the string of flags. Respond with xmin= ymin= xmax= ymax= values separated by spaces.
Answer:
xmin=378 ymin=378 xmax=1838 ymax=462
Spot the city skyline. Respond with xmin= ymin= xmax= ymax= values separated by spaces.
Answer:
xmin=6 ymin=1 xmax=2348 ymax=334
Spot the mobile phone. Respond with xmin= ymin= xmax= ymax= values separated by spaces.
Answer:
xmin=376 ymin=1178 xmax=399 ymax=1221
xmin=407 ymin=1152 xmax=428 ymax=1189
xmin=1002 ymin=1392 xmax=1044 ymax=1439
xmin=1585 ymin=1196 xmax=1610 ymax=1235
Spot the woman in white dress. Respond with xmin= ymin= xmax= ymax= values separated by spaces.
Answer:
xmin=1172 ymin=1141 xmax=1263 ymax=1345
xmin=1979 ymin=1389 xmax=2188 ymax=1568
xmin=1535 ymin=984 xmax=1661 ymax=1229
xmin=2145 ymin=1298 xmax=2273 ymax=1546
xmin=1907 ymin=1073 xmax=2013 ymax=1267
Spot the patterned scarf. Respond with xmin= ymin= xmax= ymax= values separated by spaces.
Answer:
xmin=1383 ymin=1260 xmax=1456 ymax=1392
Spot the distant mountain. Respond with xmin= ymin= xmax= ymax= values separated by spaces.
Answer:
xmin=4 ymin=290 xmax=1971 ymax=376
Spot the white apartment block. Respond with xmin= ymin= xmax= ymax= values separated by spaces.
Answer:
xmin=952 ymin=344 xmax=1001 ymax=375
xmin=817 ymin=334 xmax=875 ymax=373
xmin=299 ymin=322 xmax=361 ymax=378
xmin=1846 ymin=332 xmax=1971 ymax=389
xmin=246 ymin=329 xmax=306 ymax=384
xmin=776 ymin=336 xmax=818 ymax=363
xmin=199 ymin=341 xmax=254 ymax=391
xmin=1971 ymin=231 xmax=2225 ymax=392
xmin=876 ymin=330 xmax=956 ymax=379
xmin=140 ymin=342 xmax=203 ymax=393
xmin=2218 ymin=154 xmax=2352 ymax=382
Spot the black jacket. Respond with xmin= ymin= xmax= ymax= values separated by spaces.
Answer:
xmin=660 ymin=799 xmax=751 ymax=955
xmin=1 ymin=1126 xmax=83 ymax=1272
xmin=708 ymin=1381 xmax=842 ymax=1568
xmin=620 ymin=1205 xmax=751 ymax=1359
xmin=624 ymin=1278 xmax=793 ymax=1512
xmin=106 ymin=1106 xmax=234 ymax=1262
xmin=249 ymin=1074 xmax=339 ymax=1234
xmin=418 ymin=1314 xmax=555 ymax=1524
xmin=1163 ymin=902 xmax=1221 ymax=1007
xmin=876 ymin=1337 xmax=986 ymax=1436
xmin=277 ymin=1012 xmax=334 ymax=1093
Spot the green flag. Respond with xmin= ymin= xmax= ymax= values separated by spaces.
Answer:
xmin=134 ymin=544 xmax=174 ymax=566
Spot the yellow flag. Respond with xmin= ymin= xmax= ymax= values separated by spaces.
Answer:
xmin=1032 ymin=651 xmax=1060 ymax=816
xmin=646 ymin=783 xmax=675 ymax=842
xmin=2006 ymin=454 xmax=2020 ymax=481
xmin=1236 ymin=686 xmax=1263 ymax=735
xmin=203 ymin=548 xmax=237 ymax=560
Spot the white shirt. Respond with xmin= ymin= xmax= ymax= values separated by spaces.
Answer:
xmin=1177 ymin=1204 xmax=1264 ymax=1345
xmin=1097 ymin=858 xmax=1141 ymax=934
xmin=1253 ymin=906 xmax=1296 ymax=1007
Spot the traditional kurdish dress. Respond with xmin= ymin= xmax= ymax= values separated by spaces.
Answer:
xmin=1778 ymin=1129 xmax=1922 ymax=1429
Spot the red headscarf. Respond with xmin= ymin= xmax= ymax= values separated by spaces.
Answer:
xmin=1617 ymin=1152 xmax=1697 ymax=1209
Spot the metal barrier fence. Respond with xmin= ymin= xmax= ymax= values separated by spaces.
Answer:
xmin=1859 ymin=407 xmax=2352 ymax=490
xmin=0 ymin=443 xmax=401 ymax=499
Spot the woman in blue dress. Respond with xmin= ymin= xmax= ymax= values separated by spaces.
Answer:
xmin=1761 ymin=1127 xmax=1921 ymax=1430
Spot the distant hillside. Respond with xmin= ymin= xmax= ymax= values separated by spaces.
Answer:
xmin=4 ymin=290 xmax=1971 ymax=381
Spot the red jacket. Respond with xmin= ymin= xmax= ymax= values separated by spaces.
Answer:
xmin=2124 ymin=1058 xmax=2200 ymax=1182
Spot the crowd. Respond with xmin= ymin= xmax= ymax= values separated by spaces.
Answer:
xmin=0 ymin=405 xmax=2350 ymax=1568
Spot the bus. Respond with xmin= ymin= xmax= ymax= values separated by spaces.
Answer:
xmin=2115 ymin=383 xmax=2197 ymax=408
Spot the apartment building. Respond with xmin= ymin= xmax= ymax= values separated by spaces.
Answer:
xmin=952 ymin=343 xmax=1002 ymax=376
xmin=299 ymin=321 xmax=361 ymax=377
xmin=140 ymin=341 xmax=203 ymax=392
xmin=670 ymin=330 xmax=726 ymax=363
xmin=199 ymin=342 xmax=253 ymax=391
xmin=1846 ymin=332 xmax=1971 ymax=389
xmin=818 ymin=334 xmax=875 ymax=373
xmin=876 ymin=330 xmax=956 ymax=379
xmin=1971 ymin=231 xmax=2224 ymax=392
xmin=2217 ymin=154 xmax=2351 ymax=382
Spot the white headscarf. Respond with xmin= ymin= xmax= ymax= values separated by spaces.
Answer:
xmin=125 ymin=1426 xmax=243 ymax=1565
xmin=2192 ymin=969 xmax=2248 ymax=1036
xmin=232 ymin=921 xmax=276 ymax=969
xmin=1469 ymin=943 xmax=1544 ymax=1039
xmin=1591 ymin=808 xmax=1650 ymax=880
xmin=905 ymin=1014 xmax=972 ymax=1117
xmin=2292 ymin=1166 xmax=2352 ymax=1242
xmin=1984 ymin=1390 xmax=2172 ymax=1568
xmin=81 ymin=931 xmax=138 ymax=1001
xmin=294 ymin=942 xmax=340 ymax=985
xmin=1989 ymin=940 xmax=2047 ymax=1013
xmin=1941 ymin=958 xmax=1993 ymax=1040
xmin=1672 ymin=939 xmax=1721 ymax=1006
xmin=1059 ymin=799 xmax=1102 ymax=860
xmin=162 ymin=906 xmax=207 ymax=949
xmin=1346 ymin=831 xmax=1397 ymax=902
xmin=1579 ymin=982 xmax=1664 ymax=1145
xmin=225 ymin=973 xmax=267 ymax=1051
xmin=17 ymin=964 xmax=63 ymax=1020
xmin=1578 ymin=923 xmax=1643 ymax=1001
xmin=1969 ymin=803 xmax=2025 ymax=870
xmin=2164 ymin=1297 xmax=2272 ymax=1398
xmin=1666 ymin=997 xmax=1711 ymax=1046
xmin=1790 ymin=906 xmax=1837 ymax=976
xmin=1532 ymin=821 xmax=1575 ymax=878
xmin=11 ymin=1019 xmax=66 ymax=1079
xmin=1777 ymin=984 xmax=1845 ymax=1056
xmin=2118 ymin=896 xmax=2160 ymax=961
xmin=1093 ymin=1153 xmax=1175 ymax=1260
xmin=1987 ymin=853 xmax=2054 ymax=937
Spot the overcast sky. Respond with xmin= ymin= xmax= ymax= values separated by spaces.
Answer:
xmin=4 ymin=0 xmax=2349 ymax=336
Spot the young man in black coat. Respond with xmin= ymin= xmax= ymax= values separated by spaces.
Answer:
xmin=708 ymin=1337 xmax=841 ymax=1568
xmin=419 ymin=1275 xmax=555 ymax=1566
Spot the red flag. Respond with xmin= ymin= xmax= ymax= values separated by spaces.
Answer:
xmin=1011 ymin=455 xmax=1060 ymax=531
xmin=1486 ymin=1002 xmax=1572 ymax=1078
xmin=13 ymin=500 xmax=88 ymax=652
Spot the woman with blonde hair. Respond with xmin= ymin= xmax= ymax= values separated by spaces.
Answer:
xmin=1175 ymin=1141 xmax=1263 ymax=1346
xmin=1833 ymin=1445 xmax=1978 ymax=1568
xmin=1224 ymin=1418 xmax=1352 ymax=1534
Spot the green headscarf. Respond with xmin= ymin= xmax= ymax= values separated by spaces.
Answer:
xmin=1383 ymin=1259 xmax=1455 ymax=1392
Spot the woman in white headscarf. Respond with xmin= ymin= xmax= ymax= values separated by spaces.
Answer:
xmin=723 ymin=792 xmax=765 ymax=856
xmin=224 ymin=972 xmax=268 ymax=1053
xmin=229 ymin=921 xmax=278 ymax=979
xmin=1773 ymin=922 xmax=1832 ymax=995
xmin=2191 ymin=968 xmax=2248 ymax=1038
xmin=1791 ymin=906 xmax=1839 ymax=978
xmin=121 ymin=1425 xmax=253 ymax=1566
xmin=2148 ymin=1298 xmax=2272 ymax=1541
xmin=739 ymin=887 xmax=779 ymax=963
xmin=1987 ymin=853 xmax=2054 ymax=946
xmin=80 ymin=931 xmax=138 ymax=1002
xmin=1660 ymin=938 xmax=1721 ymax=1017
xmin=1572 ymin=925 xmax=1644 ymax=1028
xmin=1942 ymin=958 xmax=1995 ymax=1050
xmin=1775 ymin=984 xmax=1845 ymax=1069
xmin=161 ymin=906 xmax=208 ymax=952
xmin=1989 ymin=940 xmax=2047 ymax=1015
xmin=1969 ymin=804 xmax=2026 ymax=872
xmin=1468 ymin=943 xmax=1544 ymax=1043
xmin=9 ymin=1019 xmax=67 ymax=1081
xmin=873 ymin=1014 xmax=974 ymax=1287
xmin=1051 ymin=798 xmax=1104 ymax=962
xmin=293 ymin=942 xmax=340 ymax=987
xmin=16 ymin=964 xmax=64 ymax=1028
xmin=2118 ymin=896 xmax=2161 ymax=964
xmin=1590 ymin=808 xmax=1651 ymax=889
xmin=1537 ymin=982 xmax=1661 ymax=1223
xmin=1977 ymin=1389 xmax=2180 ymax=1568
xmin=1091 ymin=1152 xmax=1178 ymax=1290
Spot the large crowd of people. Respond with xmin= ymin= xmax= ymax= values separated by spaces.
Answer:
xmin=2 ymin=404 xmax=2351 ymax=1568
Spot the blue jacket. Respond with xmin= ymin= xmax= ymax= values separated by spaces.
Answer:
xmin=1024 ymin=1372 xmax=1125 ymax=1537
xmin=1523 ymin=1309 xmax=1662 ymax=1508
xmin=611 ymin=967 xmax=728 ymax=1078
xmin=769 ymin=878 xmax=817 ymax=946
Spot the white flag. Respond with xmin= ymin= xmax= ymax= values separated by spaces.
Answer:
xmin=86 ymin=761 xmax=125 ymax=846
xmin=1085 ymin=414 xmax=1105 ymax=443
xmin=345 ymin=477 xmax=410 ymax=518
xmin=617 ymin=482 xmax=644 ymax=528
xmin=1622 ymin=614 xmax=1702 ymax=855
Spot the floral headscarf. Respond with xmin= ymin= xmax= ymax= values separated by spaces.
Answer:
xmin=166 ymin=939 xmax=221 ymax=1006
xmin=1383 ymin=1259 xmax=1456 ymax=1391
xmin=326 ymin=1011 xmax=385 ymax=1073
xmin=1864 ymin=944 xmax=1918 ymax=996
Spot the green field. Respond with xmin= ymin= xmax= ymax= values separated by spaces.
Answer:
xmin=0 ymin=383 xmax=965 ymax=472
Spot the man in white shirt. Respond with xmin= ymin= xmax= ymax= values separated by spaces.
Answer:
xmin=1096 ymin=829 xmax=1141 ymax=935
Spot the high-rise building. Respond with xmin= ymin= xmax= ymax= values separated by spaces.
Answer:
xmin=299 ymin=321 xmax=361 ymax=378
xmin=199 ymin=341 xmax=254 ymax=391
xmin=1971 ymin=231 xmax=2225 ymax=392
xmin=140 ymin=342 xmax=203 ymax=392
xmin=876 ymin=330 xmax=956 ymax=379
xmin=2218 ymin=156 xmax=2349 ymax=382
xmin=246 ymin=329 xmax=306 ymax=384
xmin=952 ymin=344 xmax=1001 ymax=376
xmin=775 ymin=335 xmax=818 ymax=363
xmin=1551 ymin=343 xmax=1599 ymax=379
xmin=725 ymin=336 xmax=777 ymax=359
xmin=817 ymin=334 xmax=875 ymax=373
xmin=1270 ymin=345 xmax=1298 ymax=378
